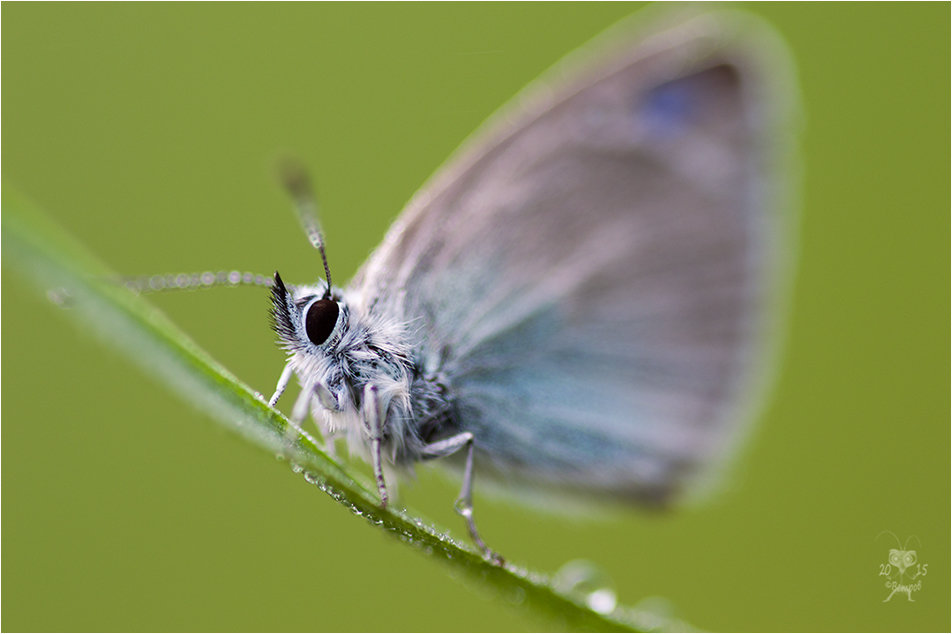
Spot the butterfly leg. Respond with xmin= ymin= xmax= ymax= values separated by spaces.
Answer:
xmin=268 ymin=361 xmax=295 ymax=408
xmin=283 ymin=378 xmax=337 ymax=455
xmin=362 ymin=384 xmax=389 ymax=508
xmin=422 ymin=433 xmax=503 ymax=564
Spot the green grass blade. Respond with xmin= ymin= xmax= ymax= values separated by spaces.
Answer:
xmin=3 ymin=183 xmax=690 ymax=632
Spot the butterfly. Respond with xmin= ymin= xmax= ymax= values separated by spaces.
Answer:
xmin=129 ymin=10 xmax=796 ymax=562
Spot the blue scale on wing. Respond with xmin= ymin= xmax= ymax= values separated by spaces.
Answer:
xmin=640 ymin=76 xmax=698 ymax=138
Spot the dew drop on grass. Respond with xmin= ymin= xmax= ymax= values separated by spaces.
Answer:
xmin=302 ymin=470 xmax=323 ymax=486
xmin=626 ymin=596 xmax=680 ymax=631
xmin=553 ymin=559 xmax=618 ymax=615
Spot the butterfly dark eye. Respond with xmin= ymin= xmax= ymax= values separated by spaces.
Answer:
xmin=304 ymin=299 xmax=339 ymax=346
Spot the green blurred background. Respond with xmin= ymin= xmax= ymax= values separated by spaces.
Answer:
xmin=3 ymin=3 xmax=948 ymax=631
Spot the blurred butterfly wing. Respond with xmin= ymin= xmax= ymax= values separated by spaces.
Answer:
xmin=352 ymin=13 xmax=796 ymax=504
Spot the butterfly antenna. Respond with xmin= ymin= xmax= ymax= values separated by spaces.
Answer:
xmin=119 ymin=270 xmax=274 ymax=294
xmin=279 ymin=159 xmax=333 ymax=299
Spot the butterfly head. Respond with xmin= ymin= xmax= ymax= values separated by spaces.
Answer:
xmin=269 ymin=270 xmax=417 ymax=458
xmin=270 ymin=271 xmax=348 ymax=353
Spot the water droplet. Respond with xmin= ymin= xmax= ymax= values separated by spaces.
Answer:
xmin=627 ymin=596 xmax=678 ymax=631
xmin=586 ymin=588 xmax=617 ymax=614
xmin=553 ymin=559 xmax=617 ymax=615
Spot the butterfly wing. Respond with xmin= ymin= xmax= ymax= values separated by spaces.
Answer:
xmin=351 ymin=12 xmax=796 ymax=504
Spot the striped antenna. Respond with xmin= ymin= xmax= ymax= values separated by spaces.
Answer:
xmin=278 ymin=159 xmax=333 ymax=298
xmin=120 ymin=270 xmax=274 ymax=294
